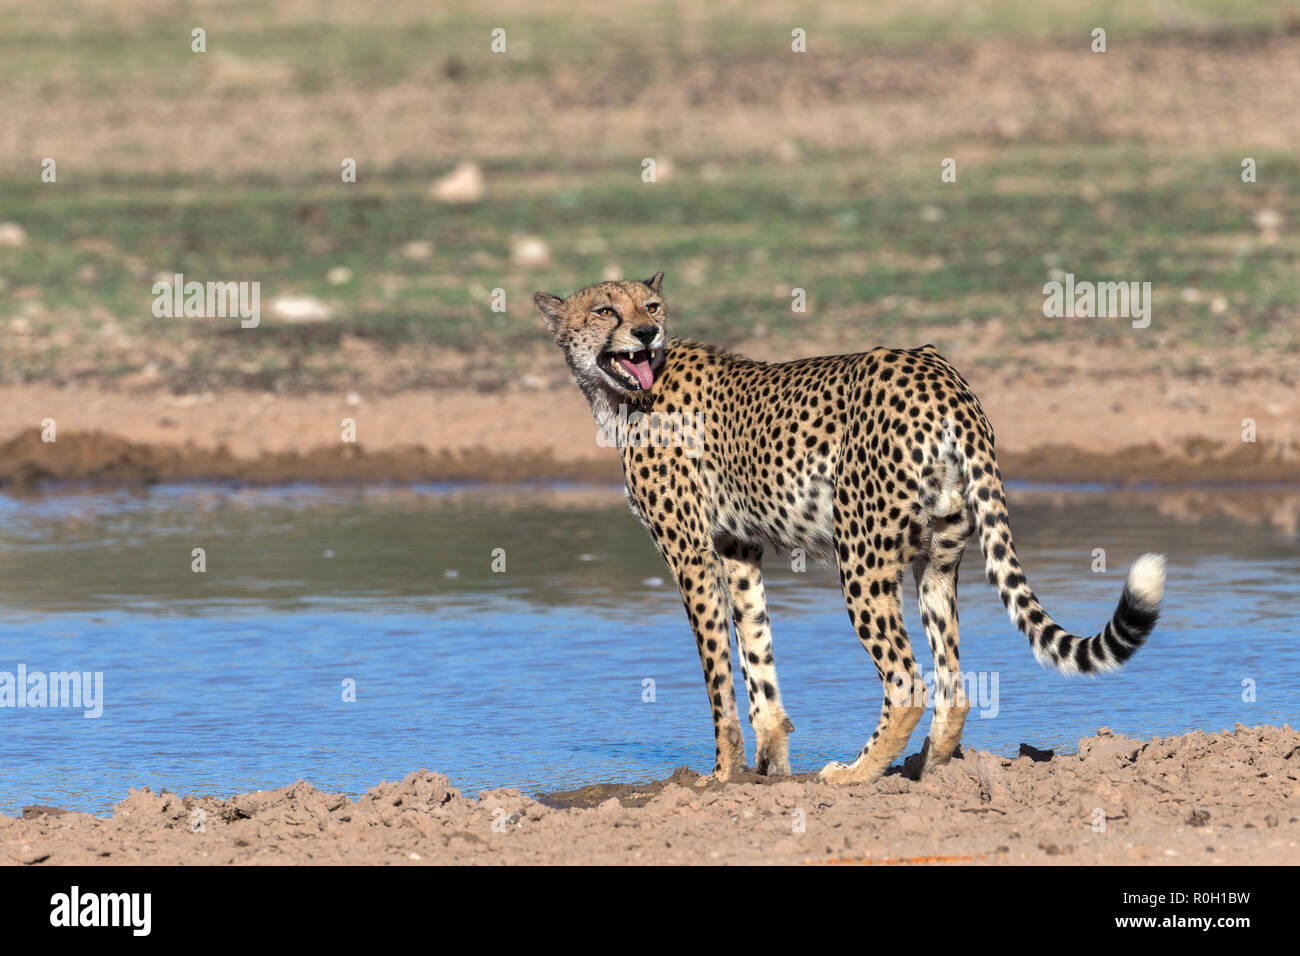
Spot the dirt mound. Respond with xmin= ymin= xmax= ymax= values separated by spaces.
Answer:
xmin=3 ymin=725 xmax=1295 ymax=865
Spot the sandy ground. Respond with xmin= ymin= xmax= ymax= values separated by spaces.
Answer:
xmin=3 ymin=725 xmax=1296 ymax=865
xmin=1 ymin=339 xmax=1297 ymax=488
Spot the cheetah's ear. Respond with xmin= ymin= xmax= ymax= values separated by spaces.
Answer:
xmin=534 ymin=292 xmax=564 ymax=334
xmin=643 ymin=271 xmax=665 ymax=294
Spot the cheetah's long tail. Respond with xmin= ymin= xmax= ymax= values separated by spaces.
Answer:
xmin=962 ymin=453 xmax=1165 ymax=675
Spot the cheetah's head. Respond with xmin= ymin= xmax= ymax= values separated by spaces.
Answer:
xmin=534 ymin=272 xmax=668 ymax=398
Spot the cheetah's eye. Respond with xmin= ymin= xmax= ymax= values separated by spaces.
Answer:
xmin=645 ymin=302 xmax=660 ymax=314
xmin=595 ymin=306 xmax=616 ymax=318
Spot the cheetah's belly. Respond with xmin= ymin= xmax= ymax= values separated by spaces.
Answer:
xmin=704 ymin=460 xmax=837 ymax=559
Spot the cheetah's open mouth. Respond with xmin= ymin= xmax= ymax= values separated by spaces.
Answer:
xmin=599 ymin=348 xmax=660 ymax=391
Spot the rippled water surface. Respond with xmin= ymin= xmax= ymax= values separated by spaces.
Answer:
xmin=0 ymin=482 xmax=1296 ymax=815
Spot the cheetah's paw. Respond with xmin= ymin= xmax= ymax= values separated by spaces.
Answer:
xmin=817 ymin=760 xmax=855 ymax=784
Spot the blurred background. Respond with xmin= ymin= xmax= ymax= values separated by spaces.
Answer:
xmin=0 ymin=0 xmax=1297 ymax=397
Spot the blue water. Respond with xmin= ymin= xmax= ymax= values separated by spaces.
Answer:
xmin=0 ymin=483 xmax=1296 ymax=815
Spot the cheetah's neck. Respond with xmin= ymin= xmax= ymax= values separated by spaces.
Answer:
xmin=578 ymin=378 xmax=655 ymax=447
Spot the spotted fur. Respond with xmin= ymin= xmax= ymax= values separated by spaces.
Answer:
xmin=536 ymin=275 xmax=1166 ymax=784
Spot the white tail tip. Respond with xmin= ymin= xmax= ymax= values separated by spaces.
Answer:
xmin=1126 ymin=552 xmax=1166 ymax=609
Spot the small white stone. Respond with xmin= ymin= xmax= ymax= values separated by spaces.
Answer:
xmin=431 ymin=161 xmax=485 ymax=204
xmin=0 ymin=222 xmax=27 ymax=246
xmin=270 ymin=295 xmax=331 ymax=323
xmin=402 ymin=240 xmax=434 ymax=261
xmin=1254 ymin=209 xmax=1282 ymax=231
xmin=510 ymin=235 xmax=552 ymax=269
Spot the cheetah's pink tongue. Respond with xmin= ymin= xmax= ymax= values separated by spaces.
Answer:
xmin=618 ymin=356 xmax=654 ymax=390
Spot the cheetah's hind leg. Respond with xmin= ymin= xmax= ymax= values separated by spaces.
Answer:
xmin=910 ymin=505 xmax=976 ymax=777
xmin=818 ymin=507 xmax=925 ymax=785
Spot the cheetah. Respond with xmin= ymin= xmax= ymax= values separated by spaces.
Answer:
xmin=535 ymin=273 xmax=1166 ymax=784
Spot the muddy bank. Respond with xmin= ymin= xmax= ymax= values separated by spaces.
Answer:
xmin=0 ymin=377 xmax=1296 ymax=490
xmin=3 ymin=426 xmax=1297 ymax=489
xmin=0 ymin=426 xmax=621 ymax=488
xmin=3 ymin=725 xmax=1296 ymax=865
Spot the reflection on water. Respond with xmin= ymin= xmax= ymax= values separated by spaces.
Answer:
xmin=0 ymin=482 xmax=1296 ymax=815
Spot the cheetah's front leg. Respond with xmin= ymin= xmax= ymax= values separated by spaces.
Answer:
xmin=626 ymin=456 xmax=746 ymax=781
xmin=718 ymin=536 xmax=793 ymax=776
xmin=658 ymin=545 xmax=748 ymax=781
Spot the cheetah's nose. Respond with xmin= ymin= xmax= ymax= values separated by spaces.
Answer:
xmin=632 ymin=326 xmax=658 ymax=348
